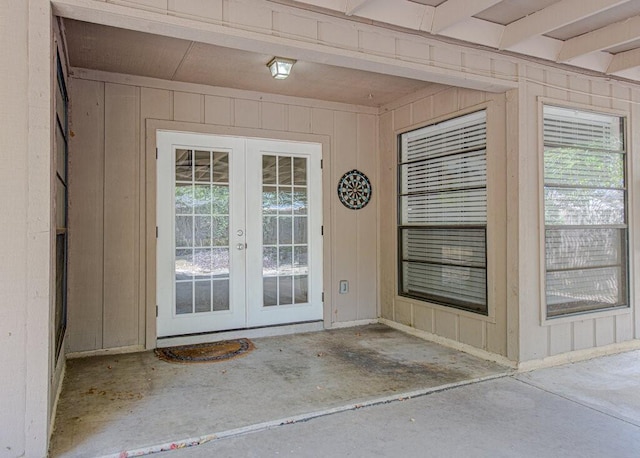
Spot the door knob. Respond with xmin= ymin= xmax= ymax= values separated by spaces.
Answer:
xmin=236 ymin=243 xmax=245 ymax=250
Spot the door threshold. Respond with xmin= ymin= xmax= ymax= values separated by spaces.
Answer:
xmin=156 ymin=321 xmax=324 ymax=348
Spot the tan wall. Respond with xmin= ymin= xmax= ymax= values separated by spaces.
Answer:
xmin=379 ymin=86 xmax=510 ymax=359
xmin=0 ymin=1 xmax=52 ymax=457
xmin=67 ymin=73 xmax=378 ymax=353
xmin=515 ymin=67 xmax=640 ymax=364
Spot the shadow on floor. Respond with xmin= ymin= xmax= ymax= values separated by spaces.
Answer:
xmin=49 ymin=324 xmax=509 ymax=457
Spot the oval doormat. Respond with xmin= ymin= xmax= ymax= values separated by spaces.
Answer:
xmin=154 ymin=338 xmax=254 ymax=364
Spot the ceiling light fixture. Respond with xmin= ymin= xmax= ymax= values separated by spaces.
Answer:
xmin=267 ymin=57 xmax=296 ymax=79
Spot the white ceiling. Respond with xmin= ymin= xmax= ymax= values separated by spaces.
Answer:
xmin=62 ymin=0 xmax=640 ymax=105
xmin=63 ymin=19 xmax=441 ymax=108
xmin=280 ymin=0 xmax=640 ymax=82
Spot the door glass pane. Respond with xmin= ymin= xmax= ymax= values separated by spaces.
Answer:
xmin=175 ymin=184 xmax=193 ymax=214
xmin=175 ymin=149 xmax=230 ymax=315
xmin=176 ymin=282 xmax=192 ymax=314
xmin=194 ymin=151 xmax=211 ymax=182
xmin=279 ymin=156 xmax=292 ymax=185
xmin=195 ymin=280 xmax=212 ymax=313
xmin=176 ymin=149 xmax=192 ymax=181
xmin=294 ymin=275 xmax=308 ymax=303
xmin=263 ymin=155 xmax=277 ymax=185
xmin=279 ymin=276 xmax=293 ymax=305
xmin=293 ymin=158 xmax=307 ymax=185
xmin=213 ymin=152 xmax=229 ymax=183
xmin=212 ymin=279 xmax=230 ymax=311
xmin=262 ymin=154 xmax=310 ymax=307
xmin=263 ymin=277 xmax=278 ymax=306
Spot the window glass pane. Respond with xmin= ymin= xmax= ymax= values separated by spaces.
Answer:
xmin=544 ymin=148 xmax=624 ymax=188
xmin=263 ymin=247 xmax=278 ymax=276
xmin=400 ymin=150 xmax=486 ymax=195
xmin=402 ymin=228 xmax=485 ymax=268
xmin=278 ymin=216 xmax=292 ymax=244
xmin=175 ymin=216 xmax=193 ymax=247
xmin=263 ymin=186 xmax=278 ymax=214
xmin=546 ymin=228 xmax=624 ymax=270
xmin=543 ymin=105 xmax=628 ymax=318
xmin=294 ymin=276 xmax=308 ymax=303
xmin=193 ymin=185 xmax=212 ymax=214
xmin=544 ymin=188 xmax=624 ymax=226
xmin=56 ymin=123 xmax=66 ymax=182
xmin=278 ymin=188 xmax=293 ymax=214
xmin=401 ymin=111 xmax=486 ymax=163
xmin=402 ymin=261 xmax=487 ymax=313
xmin=263 ymin=216 xmax=277 ymax=245
xmin=293 ymin=187 xmax=307 ymax=215
xmin=212 ymin=185 xmax=229 ymax=214
xmin=544 ymin=105 xmax=623 ymax=151
xmin=193 ymin=248 xmax=212 ymax=278
xmin=56 ymin=177 xmax=66 ymax=229
xmin=294 ymin=217 xmax=307 ymax=244
xmin=175 ymin=249 xmax=193 ymax=280
xmin=278 ymin=246 xmax=293 ymax=274
xmin=401 ymin=189 xmax=487 ymax=225
xmin=194 ymin=216 xmax=212 ymax=247
xmin=263 ymin=277 xmax=278 ymax=306
xmin=398 ymin=110 xmax=487 ymax=315
xmin=212 ymin=216 xmax=229 ymax=246
xmin=212 ymin=248 xmax=229 ymax=277
xmin=546 ymin=267 xmax=626 ymax=317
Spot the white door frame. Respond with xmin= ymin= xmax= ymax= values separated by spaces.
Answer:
xmin=156 ymin=129 xmax=324 ymax=338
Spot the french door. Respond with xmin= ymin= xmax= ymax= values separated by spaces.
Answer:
xmin=157 ymin=132 xmax=323 ymax=338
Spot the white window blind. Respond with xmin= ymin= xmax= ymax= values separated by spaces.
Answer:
xmin=543 ymin=105 xmax=628 ymax=317
xmin=399 ymin=110 xmax=487 ymax=314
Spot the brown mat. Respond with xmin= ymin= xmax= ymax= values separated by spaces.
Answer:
xmin=154 ymin=338 xmax=254 ymax=364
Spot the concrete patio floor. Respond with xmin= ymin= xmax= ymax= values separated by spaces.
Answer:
xmin=164 ymin=350 xmax=640 ymax=458
xmin=49 ymin=324 xmax=508 ymax=457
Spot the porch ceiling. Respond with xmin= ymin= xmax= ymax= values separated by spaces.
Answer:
xmin=278 ymin=0 xmax=640 ymax=82
xmin=62 ymin=18 xmax=441 ymax=108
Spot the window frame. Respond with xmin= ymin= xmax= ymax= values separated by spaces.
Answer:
xmin=397 ymin=109 xmax=489 ymax=315
xmin=540 ymin=101 xmax=630 ymax=322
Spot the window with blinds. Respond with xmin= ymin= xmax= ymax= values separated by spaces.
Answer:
xmin=398 ymin=110 xmax=488 ymax=314
xmin=543 ymin=105 xmax=628 ymax=318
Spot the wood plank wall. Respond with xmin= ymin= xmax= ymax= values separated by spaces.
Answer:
xmin=67 ymin=78 xmax=378 ymax=353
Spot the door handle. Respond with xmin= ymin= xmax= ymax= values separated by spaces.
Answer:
xmin=236 ymin=243 xmax=245 ymax=250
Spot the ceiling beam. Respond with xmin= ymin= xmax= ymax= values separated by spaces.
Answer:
xmin=431 ymin=0 xmax=502 ymax=34
xmin=607 ymin=47 xmax=640 ymax=74
xmin=499 ymin=0 xmax=629 ymax=50
xmin=558 ymin=14 xmax=640 ymax=62
xmin=345 ymin=0 xmax=371 ymax=16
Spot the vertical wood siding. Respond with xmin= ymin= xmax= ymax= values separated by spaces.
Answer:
xmin=67 ymin=78 xmax=379 ymax=352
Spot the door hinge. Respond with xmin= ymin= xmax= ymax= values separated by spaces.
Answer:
xmin=156 ymin=147 xmax=158 ymax=159
xmin=156 ymin=305 xmax=158 ymax=317
xmin=321 ymin=225 xmax=324 ymax=236
xmin=320 ymin=159 xmax=323 ymax=169
xmin=321 ymin=292 xmax=324 ymax=302
xmin=156 ymin=226 xmax=158 ymax=238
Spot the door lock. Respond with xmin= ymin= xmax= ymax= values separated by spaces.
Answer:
xmin=236 ymin=229 xmax=244 ymax=236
